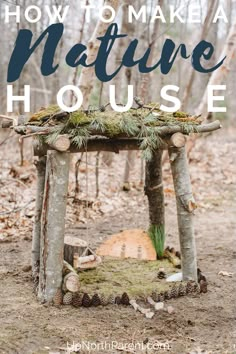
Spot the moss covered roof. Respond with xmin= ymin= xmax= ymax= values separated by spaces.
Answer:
xmin=27 ymin=104 xmax=201 ymax=160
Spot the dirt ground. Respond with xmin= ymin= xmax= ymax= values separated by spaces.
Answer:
xmin=0 ymin=127 xmax=235 ymax=354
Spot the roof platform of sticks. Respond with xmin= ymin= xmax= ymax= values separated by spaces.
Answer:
xmin=13 ymin=103 xmax=222 ymax=158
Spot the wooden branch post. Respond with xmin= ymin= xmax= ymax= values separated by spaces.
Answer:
xmin=168 ymin=146 xmax=197 ymax=281
xmin=145 ymin=150 xmax=165 ymax=259
xmin=32 ymin=156 xmax=46 ymax=277
xmin=38 ymin=151 xmax=70 ymax=303
xmin=145 ymin=150 xmax=165 ymax=227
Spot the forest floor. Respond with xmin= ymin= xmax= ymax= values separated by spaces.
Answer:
xmin=0 ymin=126 xmax=235 ymax=354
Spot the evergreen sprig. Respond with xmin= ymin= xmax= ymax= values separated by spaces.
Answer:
xmin=148 ymin=224 xmax=165 ymax=259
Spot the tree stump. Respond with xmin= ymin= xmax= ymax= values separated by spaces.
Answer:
xmin=38 ymin=151 xmax=70 ymax=303
xmin=168 ymin=146 xmax=197 ymax=281
xmin=64 ymin=235 xmax=88 ymax=267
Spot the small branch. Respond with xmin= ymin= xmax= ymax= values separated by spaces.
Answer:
xmin=15 ymin=120 xmax=222 ymax=137
xmin=19 ymin=131 xmax=48 ymax=143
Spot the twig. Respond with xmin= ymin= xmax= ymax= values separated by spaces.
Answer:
xmin=19 ymin=131 xmax=48 ymax=143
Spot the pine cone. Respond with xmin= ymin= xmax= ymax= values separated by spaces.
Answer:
xmin=72 ymin=292 xmax=83 ymax=308
xmin=107 ymin=294 xmax=115 ymax=305
xmin=164 ymin=290 xmax=171 ymax=300
xmin=186 ymin=281 xmax=197 ymax=294
xmin=121 ymin=292 xmax=130 ymax=306
xmin=115 ymin=296 xmax=121 ymax=305
xmin=170 ymin=285 xmax=178 ymax=299
xmin=199 ymin=279 xmax=208 ymax=294
xmin=192 ymin=281 xmax=200 ymax=294
xmin=151 ymin=291 xmax=159 ymax=302
xmin=170 ymin=247 xmax=175 ymax=254
xmin=157 ymin=271 xmax=166 ymax=279
xmin=159 ymin=292 xmax=165 ymax=302
xmin=82 ymin=293 xmax=91 ymax=308
xmin=53 ymin=289 xmax=63 ymax=306
xmin=178 ymin=283 xmax=186 ymax=297
xmin=100 ymin=293 xmax=108 ymax=306
xmin=63 ymin=292 xmax=73 ymax=305
xmin=175 ymin=251 xmax=181 ymax=259
xmin=91 ymin=293 xmax=101 ymax=307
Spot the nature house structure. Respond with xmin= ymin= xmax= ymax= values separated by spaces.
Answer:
xmin=10 ymin=102 xmax=221 ymax=307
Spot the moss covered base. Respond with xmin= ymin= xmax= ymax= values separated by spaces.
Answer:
xmin=78 ymin=256 xmax=178 ymax=299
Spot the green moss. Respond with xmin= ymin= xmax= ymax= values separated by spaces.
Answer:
xmin=28 ymin=105 xmax=201 ymax=161
xmin=29 ymin=105 xmax=61 ymax=122
xmin=78 ymin=257 xmax=178 ymax=298
xmin=173 ymin=111 xmax=189 ymax=118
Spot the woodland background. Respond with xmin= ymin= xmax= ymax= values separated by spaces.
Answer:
xmin=0 ymin=1 xmax=235 ymax=353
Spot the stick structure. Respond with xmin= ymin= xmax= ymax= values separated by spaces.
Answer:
xmin=32 ymin=156 xmax=46 ymax=277
xmin=15 ymin=120 xmax=222 ymax=137
xmin=38 ymin=151 xmax=70 ymax=303
xmin=145 ymin=150 xmax=165 ymax=226
xmin=168 ymin=146 xmax=197 ymax=281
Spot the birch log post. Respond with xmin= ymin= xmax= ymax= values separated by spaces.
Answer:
xmin=38 ymin=151 xmax=70 ymax=303
xmin=168 ymin=146 xmax=197 ymax=281
xmin=32 ymin=156 xmax=46 ymax=278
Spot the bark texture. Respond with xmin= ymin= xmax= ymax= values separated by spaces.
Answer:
xmin=32 ymin=156 xmax=46 ymax=277
xmin=145 ymin=150 xmax=164 ymax=227
xmin=38 ymin=151 xmax=70 ymax=303
xmin=168 ymin=146 xmax=197 ymax=281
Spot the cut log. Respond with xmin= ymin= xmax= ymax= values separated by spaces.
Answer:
xmin=63 ymin=273 xmax=80 ymax=293
xmin=38 ymin=151 xmax=70 ymax=303
xmin=48 ymin=134 xmax=71 ymax=152
xmin=32 ymin=156 xmax=46 ymax=278
xmin=64 ymin=235 xmax=88 ymax=267
xmin=62 ymin=260 xmax=80 ymax=293
xmin=168 ymin=133 xmax=187 ymax=148
xmin=168 ymin=146 xmax=197 ymax=281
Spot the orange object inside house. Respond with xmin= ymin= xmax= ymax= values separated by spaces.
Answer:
xmin=96 ymin=229 xmax=156 ymax=261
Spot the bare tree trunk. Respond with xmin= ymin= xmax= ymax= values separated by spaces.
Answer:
xmin=38 ymin=151 xmax=70 ymax=303
xmin=102 ymin=1 xmax=132 ymax=168
xmin=186 ymin=19 xmax=236 ymax=155
xmin=145 ymin=150 xmax=164 ymax=227
xmin=140 ymin=0 xmax=164 ymax=101
xmin=78 ymin=0 xmax=120 ymax=107
xmin=32 ymin=156 xmax=46 ymax=278
xmin=182 ymin=0 xmax=219 ymax=110
xmin=168 ymin=146 xmax=197 ymax=281
xmin=196 ymin=19 xmax=236 ymax=119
